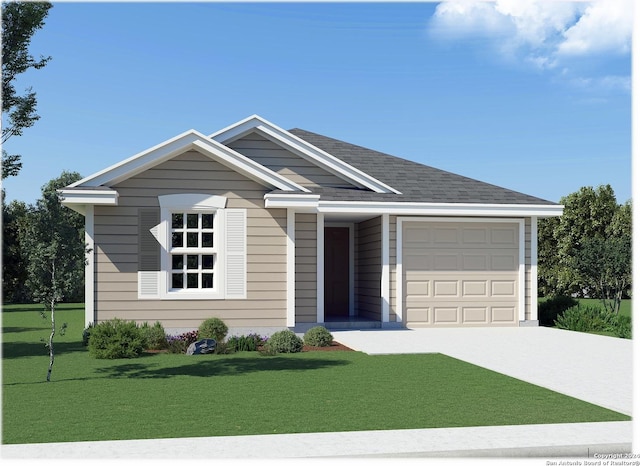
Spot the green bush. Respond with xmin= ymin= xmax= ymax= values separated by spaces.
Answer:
xmin=139 ymin=321 xmax=168 ymax=350
xmin=303 ymin=326 xmax=333 ymax=347
xmin=198 ymin=317 xmax=228 ymax=342
xmin=88 ymin=319 xmax=145 ymax=359
xmin=82 ymin=322 xmax=94 ymax=347
xmin=538 ymin=296 xmax=578 ymax=327
xmin=554 ymin=305 xmax=618 ymax=334
xmin=264 ymin=330 xmax=303 ymax=354
xmin=611 ymin=315 xmax=632 ymax=339
xmin=227 ymin=333 xmax=265 ymax=352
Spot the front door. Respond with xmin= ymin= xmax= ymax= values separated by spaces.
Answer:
xmin=324 ymin=227 xmax=350 ymax=319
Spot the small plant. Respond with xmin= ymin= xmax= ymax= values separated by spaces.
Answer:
xmin=227 ymin=333 xmax=266 ymax=352
xmin=538 ymin=295 xmax=578 ymax=327
xmin=264 ymin=330 xmax=303 ymax=354
xmin=166 ymin=330 xmax=199 ymax=354
xmin=554 ymin=305 xmax=618 ymax=334
xmin=611 ymin=315 xmax=632 ymax=339
xmin=140 ymin=321 xmax=168 ymax=350
xmin=88 ymin=319 xmax=145 ymax=359
xmin=198 ymin=317 xmax=228 ymax=342
xmin=82 ymin=322 xmax=94 ymax=346
xmin=303 ymin=326 xmax=333 ymax=347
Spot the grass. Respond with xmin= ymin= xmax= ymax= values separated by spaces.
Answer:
xmin=2 ymin=303 xmax=630 ymax=445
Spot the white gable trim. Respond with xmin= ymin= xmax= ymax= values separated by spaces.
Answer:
xmin=68 ymin=130 xmax=310 ymax=193
xmin=211 ymin=115 xmax=402 ymax=195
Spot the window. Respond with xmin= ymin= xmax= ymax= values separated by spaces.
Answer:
xmin=170 ymin=212 xmax=217 ymax=291
xmin=137 ymin=193 xmax=246 ymax=300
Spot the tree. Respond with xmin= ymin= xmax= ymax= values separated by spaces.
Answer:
xmin=575 ymin=236 xmax=631 ymax=314
xmin=22 ymin=171 xmax=86 ymax=381
xmin=538 ymin=185 xmax=632 ymax=306
xmin=1 ymin=1 xmax=52 ymax=179
xmin=2 ymin=195 xmax=31 ymax=303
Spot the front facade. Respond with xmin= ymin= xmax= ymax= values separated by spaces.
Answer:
xmin=62 ymin=115 xmax=563 ymax=334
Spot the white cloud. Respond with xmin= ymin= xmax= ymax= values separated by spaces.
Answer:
xmin=558 ymin=0 xmax=632 ymax=56
xmin=428 ymin=0 xmax=632 ymax=90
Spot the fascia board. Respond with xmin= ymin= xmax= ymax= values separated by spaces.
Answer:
xmin=264 ymin=193 xmax=320 ymax=210
xmin=68 ymin=130 xmax=201 ymax=188
xmin=59 ymin=189 xmax=119 ymax=210
xmin=67 ymin=128 xmax=309 ymax=193
xmin=317 ymin=201 xmax=564 ymax=217
xmin=211 ymin=115 xmax=402 ymax=195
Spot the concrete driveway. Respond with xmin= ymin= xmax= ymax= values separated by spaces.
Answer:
xmin=332 ymin=326 xmax=633 ymax=415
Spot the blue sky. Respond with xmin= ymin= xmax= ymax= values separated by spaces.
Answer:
xmin=1 ymin=1 xmax=633 ymax=206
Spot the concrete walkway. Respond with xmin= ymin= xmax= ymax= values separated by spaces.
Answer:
xmin=1 ymin=422 xmax=632 ymax=458
xmin=3 ymin=327 xmax=634 ymax=459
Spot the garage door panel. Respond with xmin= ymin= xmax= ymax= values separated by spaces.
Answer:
xmin=433 ymin=280 xmax=458 ymax=297
xmin=491 ymin=280 xmax=516 ymax=297
xmin=462 ymin=254 xmax=488 ymax=270
xmin=491 ymin=227 xmax=517 ymax=245
xmin=462 ymin=307 xmax=488 ymax=324
xmin=403 ymin=221 xmax=519 ymax=327
xmin=406 ymin=280 xmax=430 ymax=297
xmin=462 ymin=280 xmax=488 ymax=297
xmin=491 ymin=307 xmax=517 ymax=323
xmin=433 ymin=307 xmax=459 ymax=324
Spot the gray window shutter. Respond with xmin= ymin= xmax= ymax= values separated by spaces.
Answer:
xmin=225 ymin=209 xmax=247 ymax=299
xmin=138 ymin=208 xmax=160 ymax=298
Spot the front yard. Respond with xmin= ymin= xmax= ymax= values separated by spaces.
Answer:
xmin=2 ymin=304 xmax=630 ymax=445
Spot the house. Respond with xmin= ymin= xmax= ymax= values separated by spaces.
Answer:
xmin=61 ymin=115 xmax=563 ymax=334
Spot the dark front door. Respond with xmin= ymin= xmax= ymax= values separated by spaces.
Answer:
xmin=324 ymin=227 xmax=350 ymax=319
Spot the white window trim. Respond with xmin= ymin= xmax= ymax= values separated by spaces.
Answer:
xmin=158 ymin=194 xmax=228 ymax=300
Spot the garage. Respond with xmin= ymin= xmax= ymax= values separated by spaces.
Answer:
xmin=402 ymin=220 xmax=521 ymax=327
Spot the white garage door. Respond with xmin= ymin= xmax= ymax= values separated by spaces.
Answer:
xmin=403 ymin=221 xmax=520 ymax=327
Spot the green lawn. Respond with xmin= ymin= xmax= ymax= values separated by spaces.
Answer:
xmin=2 ymin=303 xmax=630 ymax=445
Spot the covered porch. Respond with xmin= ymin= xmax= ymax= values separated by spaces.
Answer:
xmin=289 ymin=210 xmax=396 ymax=332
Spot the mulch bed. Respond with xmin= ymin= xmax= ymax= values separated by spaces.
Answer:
xmin=302 ymin=341 xmax=354 ymax=352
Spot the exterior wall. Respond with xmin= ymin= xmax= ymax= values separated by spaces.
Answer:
xmin=94 ymin=150 xmax=287 ymax=330
xmin=228 ymin=132 xmax=352 ymax=189
xmin=295 ymin=213 xmax=317 ymax=323
xmin=355 ymin=216 xmax=382 ymax=320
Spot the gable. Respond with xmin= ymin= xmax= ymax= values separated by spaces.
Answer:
xmin=113 ymin=151 xmax=270 ymax=202
xmin=227 ymin=132 xmax=356 ymax=189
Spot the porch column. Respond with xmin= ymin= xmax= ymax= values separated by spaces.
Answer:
xmin=530 ymin=216 xmax=538 ymax=322
xmin=316 ymin=213 xmax=324 ymax=323
xmin=286 ymin=209 xmax=295 ymax=327
xmin=84 ymin=205 xmax=95 ymax=327
xmin=381 ymin=213 xmax=390 ymax=323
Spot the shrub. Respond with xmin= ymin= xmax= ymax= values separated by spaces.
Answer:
xmin=303 ymin=326 xmax=333 ymax=347
xmin=198 ymin=317 xmax=228 ymax=342
xmin=88 ymin=319 xmax=145 ymax=359
xmin=538 ymin=295 xmax=578 ymax=327
xmin=139 ymin=321 xmax=168 ymax=350
xmin=166 ymin=330 xmax=199 ymax=354
xmin=264 ymin=330 xmax=303 ymax=354
xmin=82 ymin=322 xmax=94 ymax=347
xmin=554 ymin=305 xmax=618 ymax=334
xmin=611 ymin=315 xmax=632 ymax=339
xmin=227 ymin=333 xmax=266 ymax=352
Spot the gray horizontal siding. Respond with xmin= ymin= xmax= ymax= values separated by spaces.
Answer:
xmin=94 ymin=151 xmax=288 ymax=329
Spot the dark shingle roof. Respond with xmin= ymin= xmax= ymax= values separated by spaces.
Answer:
xmin=288 ymin=128 xmax=557 ymax=206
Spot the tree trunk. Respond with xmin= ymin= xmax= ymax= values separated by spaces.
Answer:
xmin=46 ymin=261 xmax=56 ymax=382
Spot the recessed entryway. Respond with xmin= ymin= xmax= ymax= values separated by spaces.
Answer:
xmin=324 ymin=226 xmax=350 ymax=319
